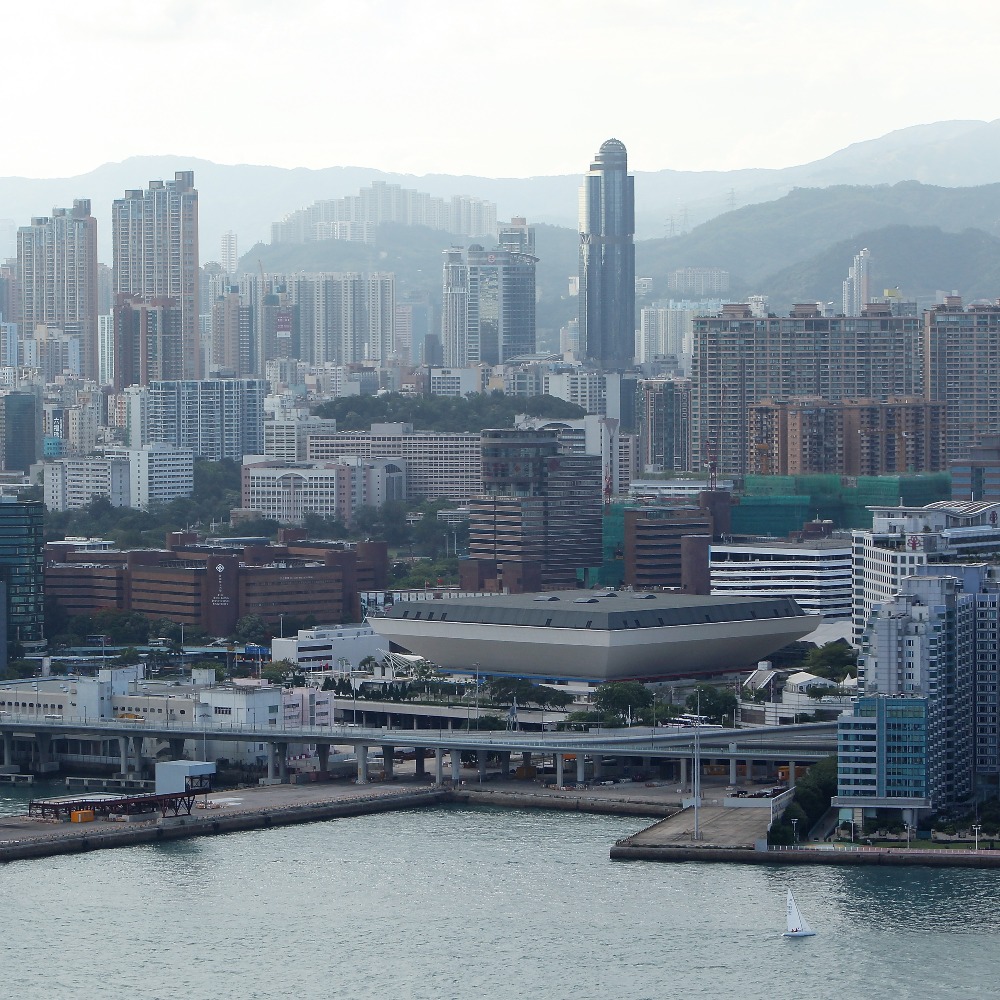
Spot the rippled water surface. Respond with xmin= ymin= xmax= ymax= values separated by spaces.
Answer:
xmin=3 ymin=802 xmax=1000 ymax=999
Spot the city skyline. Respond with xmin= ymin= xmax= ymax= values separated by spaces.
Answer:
xmin=2 ymin=1 xmax=999 ymax=180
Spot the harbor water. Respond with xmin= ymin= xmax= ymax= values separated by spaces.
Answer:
xmin=3 ymin=799 xmax=1000 ymax=999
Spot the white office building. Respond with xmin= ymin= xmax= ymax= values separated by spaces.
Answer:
xmin=240 ymin=458 xmax=406 ymax=525
xmin=43 ymin=456 xmax=131 ymax=511
xmin=711 ymin=539 xmax=853 ymax=619
xmin=271 ymin=623 xmax=383 ymax=673
xmin=305 ymin=422 xmax=482 ymax=501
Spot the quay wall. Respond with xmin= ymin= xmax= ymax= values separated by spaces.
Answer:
xmin=455 ymin=788 xmax=672 ymax=818
xmin=0 ymin=789 xmax=450 ymax=864
xmin=610 ymin=844 xmax=1000 ymax=868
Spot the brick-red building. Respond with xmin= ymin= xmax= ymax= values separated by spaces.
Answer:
xmin=45 ymin=536 xmax=388 ymax=634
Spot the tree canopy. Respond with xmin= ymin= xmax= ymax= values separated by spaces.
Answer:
xmin=314 ymin=390 xmax=585 ymax=433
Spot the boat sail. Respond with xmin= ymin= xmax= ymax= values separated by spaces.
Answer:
xmin=783 ymin=889 xmax=816 ymax=938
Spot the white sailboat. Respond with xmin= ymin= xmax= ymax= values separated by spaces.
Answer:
xmin=782 ymin=889 xmax=816 ymax=938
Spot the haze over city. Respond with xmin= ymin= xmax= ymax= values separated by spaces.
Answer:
xmin=4 ymin=0 xmax=1000 ymax=178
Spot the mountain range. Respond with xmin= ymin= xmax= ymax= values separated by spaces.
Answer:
xmin=4 ymin=119 xmax=1000 ymax=258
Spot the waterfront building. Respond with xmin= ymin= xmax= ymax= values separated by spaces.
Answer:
xmin=17 ymin=200 xmax=99 ymax=381
xmin=113 ymin=172 xmax=200 ymax=379
xmin=834 ymin=696 xmax=934 ymax=824
xmin=579 ymin=139 xmax=635 ymax=370
xmin=372 ymin=590 xmax=819 ymax=683
xmin=711 ymin=539 xmax=852 ymax=619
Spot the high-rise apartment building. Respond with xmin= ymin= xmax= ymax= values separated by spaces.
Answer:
xmin=441 ymin=245 xmax=536 ymax=367
xmin=691 ymin=303 xmax=922 ymax=475
xmin=220 ymin=231 xmax=238 ymax=274
xmin=748 ymin=396 xmax=946 ymax=476
xmin=211 ymin=287 xmax=254 ymax=375
xmin=842 ymin=248 xmax=871 ymax=316
xmin=924 ymin=297 xmax=1000 ymax=463
xmin=579 ymin=139 xmax=635 ymax=370
xmin=16 ymin=200 xmax=99 ymax=380
xmin=0 ymin=391 xmax=42 ymax=473
xmin=468 ymin=428 xmax=602 ymax=588
xmin=149 ymin=378 xmax=265 ymax=461
xmin=112 ymin=171 xmax=200 ymax=379
xmin=638 ymin=378 xmax=691 ymax=473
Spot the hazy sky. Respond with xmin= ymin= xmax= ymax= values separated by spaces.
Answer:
xmin=5 ymin=0 xmax=999 ymax=179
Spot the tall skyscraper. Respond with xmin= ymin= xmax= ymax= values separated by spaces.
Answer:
xmin=579 ymin=139 xmax=635 ymax=370
xmin=441 ymin=245 xmax=536 ymax=367
xmin=0 ymin=497 xmax=45 ymax=654
xmin=16 ymin=200 xmax=99 ymax=380
xmin=112 ymin=171 xmax=200 ymax=379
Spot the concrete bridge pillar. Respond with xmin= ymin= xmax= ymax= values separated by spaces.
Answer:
xmin=521 ymin=751 xmax=532 ymax=772
xmin=169 ymin=739 xmax=186 ymax=761
xmin=576 ymin=754 xmax=586 ymax=786
xmin=382 ymin=746 xmax=395 ymax=781
xmin=133 ymin=736 xmax=147 ymax=778
xmin=277 ymin=743 xmax=289 ymax=784
xmin=415 ymin=750 xmax=426 ymax=778
xmin=788 ymin=761 xmax=797 ymax=789
xmin=729 ymin=756 xmax=738 ymax=786
xmin=499 ymin=751 xmax=511 ymax=778
xmin=680 ymin=756 xmax=688 ymax=789
xmin=356 ymin=745 xmax=369 ymax=785
xmin=413 ymin=716 xmax=419 ymax=730
xmin=119 ymin=736 xmax=129 ymax=776
xmin=450 ymin=748 xmax=462 ymax=785
xmin=2 ymin=731 xmax=12 ymax=767
xmin=317 ymin=744 xmax=330 ymax=774
xmin=477 ymin=749 xmax=487 ymax=782
xmin=556 ymin=753 xmax=565 ymax=787
xmin=36 ymin=733 xmax=52 ymax=771
xmin=266 ymin=742 xmax=276 ymax=781
xmin=434 ymin=748 xmax=445 ymax=786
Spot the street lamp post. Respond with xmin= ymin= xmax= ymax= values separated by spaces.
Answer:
xmin=973 ymin=823 xmax=982 ymax=852
xmin=905 ymin=823 xmax=912 ymax=849
xmin=791 ymin=817 xmax=798 ymax=845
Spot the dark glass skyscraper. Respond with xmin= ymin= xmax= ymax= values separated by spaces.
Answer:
xmin=579 ymin=139 xmax=635 ymax=370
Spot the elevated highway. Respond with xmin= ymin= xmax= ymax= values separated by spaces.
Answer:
xmin=0 ymin=714 xmax=836 ymax=788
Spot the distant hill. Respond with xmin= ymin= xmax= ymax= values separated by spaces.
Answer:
xmin=635 ymin=180 xmax=1000 ymax=296
xmin=5 ymin=119 xmax=1000 ymax=258
xmin=760 ymin=225 xmax=1000 ymax=311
